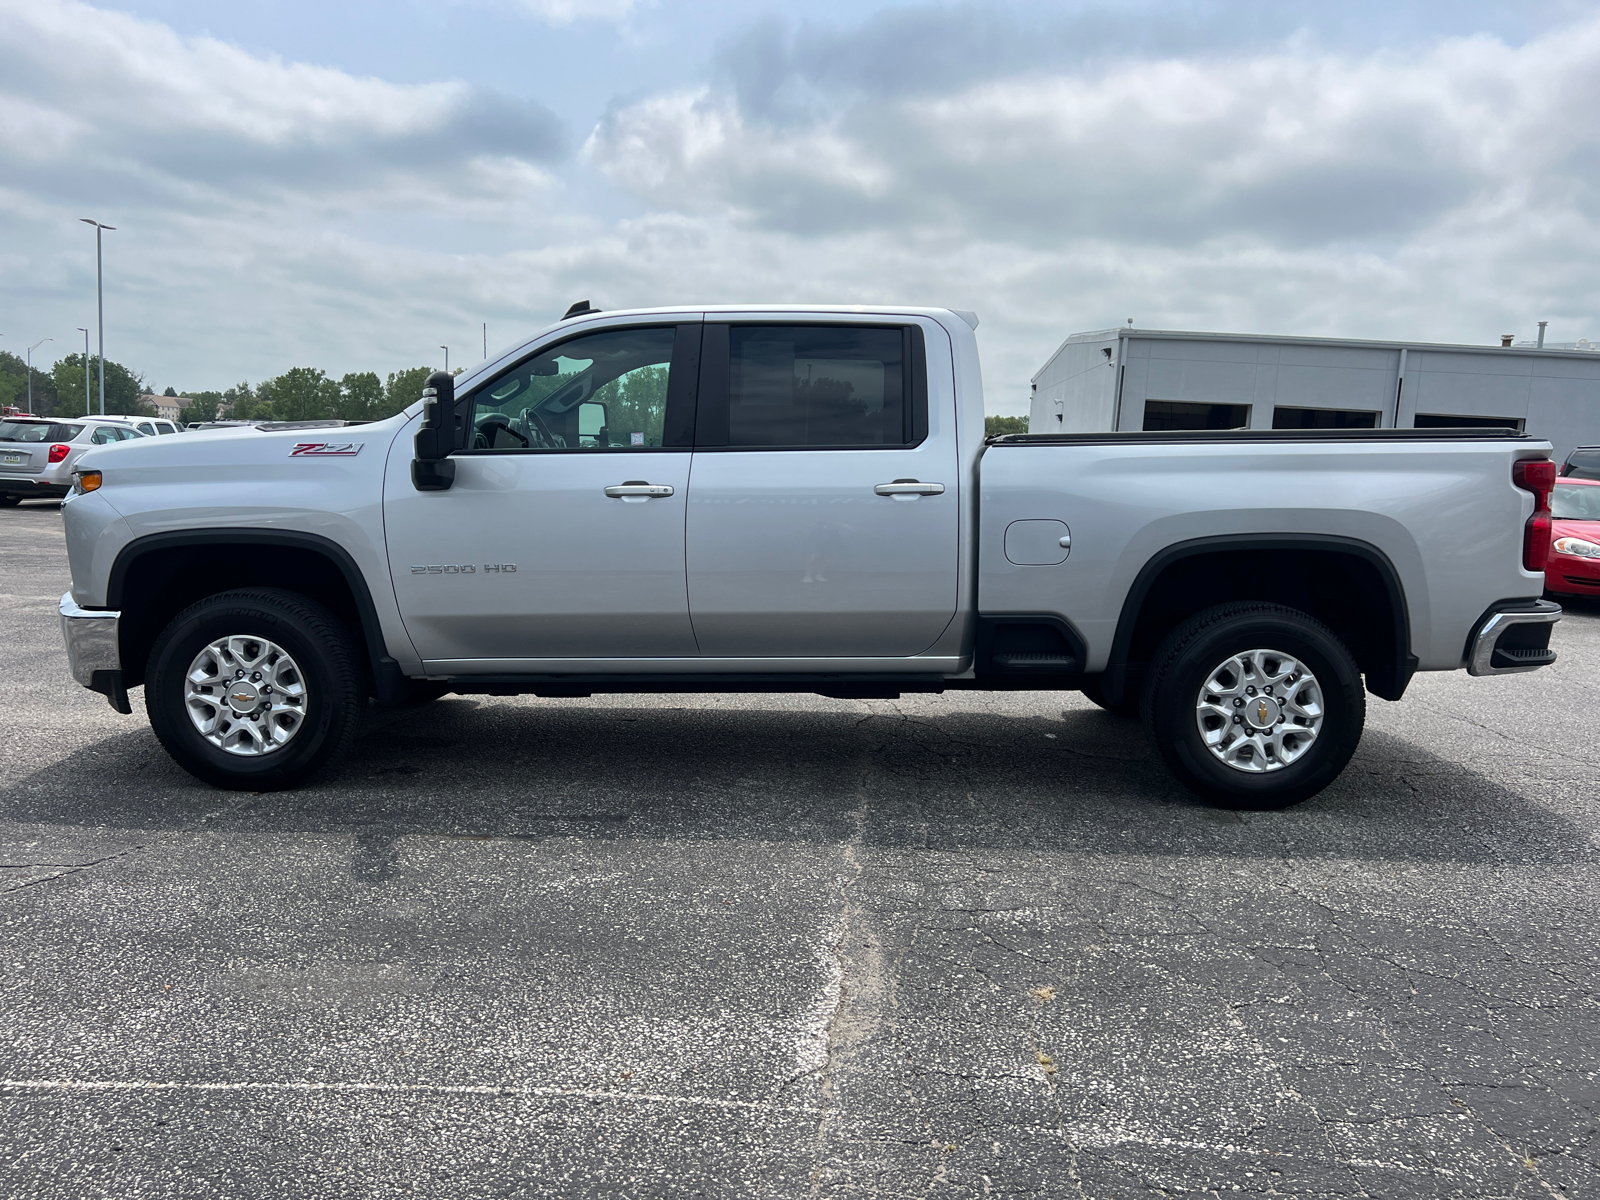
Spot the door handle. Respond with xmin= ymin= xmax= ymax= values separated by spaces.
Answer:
xmin=874 ymin=480 xmax=945 ymax=496
xmin=604 ymin=481 xmax=675 ymax=498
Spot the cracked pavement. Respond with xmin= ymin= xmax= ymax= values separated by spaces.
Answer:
xmin=2 ymin=502 xmax=1597 ymax=1198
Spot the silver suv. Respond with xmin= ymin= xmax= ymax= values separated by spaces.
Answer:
xmin=0 ymin=417 xmax=146 ymax=505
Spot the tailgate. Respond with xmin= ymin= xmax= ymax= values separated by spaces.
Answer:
xmin=0 ymin=445 xmax=41 ymax=473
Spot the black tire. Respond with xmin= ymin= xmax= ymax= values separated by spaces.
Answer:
xmin=1142 ymin=602 xmax=1365 ymax=810
xmin=1079 ymin=676 xmax=1140 ymax=718
xmin=0 ymin=495 xmax=21 ymax=507
xmin=145 ymin=588 xmax=364 ymax=790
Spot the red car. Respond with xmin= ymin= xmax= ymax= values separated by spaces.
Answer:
xmin=1547 ymin=476 xmax=1600 ymax=598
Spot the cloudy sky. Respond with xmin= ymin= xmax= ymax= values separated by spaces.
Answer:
xmin=2 ymin=0 xmax=1597 ymax=412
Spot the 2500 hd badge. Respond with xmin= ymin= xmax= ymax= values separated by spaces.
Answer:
xmin=409 ymin=563 xmax=517 ymax=573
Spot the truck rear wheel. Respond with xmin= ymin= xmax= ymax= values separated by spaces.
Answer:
xmin=1142 ymin=602 xmax=1365 ymax=810
xmin=145 ymin=589 xmax=364 ymax=790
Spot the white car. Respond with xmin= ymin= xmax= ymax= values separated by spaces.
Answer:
xmin=0 ymin=416 xmax=146 ymax=505
xmin=100 ymin=415 xmax=182 ymax=437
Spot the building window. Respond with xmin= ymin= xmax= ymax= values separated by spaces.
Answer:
xmin=1272 ymin=407 xmax=1379 ymax=429
xmin=1413 ymin=413 xmax=1525 ymax=432
xmin=1141 ymin=400 xmax=1250 ymax=431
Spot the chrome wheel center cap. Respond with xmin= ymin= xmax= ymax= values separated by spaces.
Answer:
xmin=1244 ymin=695 xmax=1281 ymax=730
xmin=226 ymin=681 xmax=261 ymax=714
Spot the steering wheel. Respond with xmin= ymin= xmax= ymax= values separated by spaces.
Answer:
xmin=474 ymin=413 xmax=528 ymax=450
xmin=523 ymin=406 xmax=560 ymax=449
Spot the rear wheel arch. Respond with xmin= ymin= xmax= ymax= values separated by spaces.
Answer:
xmin=1100 ymin=535 xmax=1415 ymax=706
xmin=107 ymin=529 xmax=405 ymax=700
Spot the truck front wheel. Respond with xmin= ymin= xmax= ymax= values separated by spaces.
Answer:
xmin=1142 ymin=603 xmax=1365 ymax=810
xmin=145 ymin=589 xmax=364 ymax=790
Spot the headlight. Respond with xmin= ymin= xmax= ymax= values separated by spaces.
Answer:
xmin=1553 ymin=536 xmax=1600 ymax=558
xmin=71 ymin=470 xmax=102 ymax=495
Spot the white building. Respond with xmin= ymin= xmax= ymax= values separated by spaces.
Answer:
xmin=1030 ymin=329 xmax=1600 ymax=461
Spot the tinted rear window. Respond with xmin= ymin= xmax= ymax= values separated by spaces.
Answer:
xmin=0 ymin=421 xmax=83 ymax=443
xmin=718 ymin=325 xmax=908 ymax=448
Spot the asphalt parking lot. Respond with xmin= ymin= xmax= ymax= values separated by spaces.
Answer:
xmin=2 ymin=501 xmax=1597 ymax=1199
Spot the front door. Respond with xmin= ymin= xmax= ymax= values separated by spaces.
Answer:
xmin=685 ymin=321 xmax=960 ymax=658
xmin=384 ymin=322 xmax=702 ymax=667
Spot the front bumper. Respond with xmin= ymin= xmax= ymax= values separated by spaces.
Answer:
xmin=59 ymin=592 xmax=131 ymax=713
xmin=1545 ymin=552 xmax=1600 ymax=595
xmin=1466 ymin=600 xmax=1562 ymax=676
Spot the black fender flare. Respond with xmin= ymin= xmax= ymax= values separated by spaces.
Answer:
xmin=107 ymin=528 xmax=409 ymax=702
xmin=1098 ymin=533 xmax=1416 ymax=705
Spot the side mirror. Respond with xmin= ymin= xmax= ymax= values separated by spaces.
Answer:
xmin=578 ymin=401 xmax=606 ymax=444
xmin=412 ymin=370 xmax=458 ymax=492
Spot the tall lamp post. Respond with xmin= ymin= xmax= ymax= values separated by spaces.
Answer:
xmin=79 ymin=219 xmax=115 ymax=415
xmin=26 ymin=338 xmax=51 ymax=414
xmin=77 ymin=329 xmax=91 ymax=415
xmin=439 ymin=345 xmax=449 ymax=373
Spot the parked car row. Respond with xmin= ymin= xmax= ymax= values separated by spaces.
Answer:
xmin=0 ymin=415 xmax=172 ymax=504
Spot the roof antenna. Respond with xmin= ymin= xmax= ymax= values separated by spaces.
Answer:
xmin=563 ymin=300 xmax=599 ymax=320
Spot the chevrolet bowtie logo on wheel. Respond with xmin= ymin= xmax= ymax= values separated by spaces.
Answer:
xmin=1258 ymin=701 xmax=1269 ymax=724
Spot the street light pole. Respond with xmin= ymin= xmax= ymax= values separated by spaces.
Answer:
xmin=77 ymin=329 xmax=90 ymax=415
xmin=26 ymin=338 xmax=51 ymax=414
xmin=439 ymin=345 xmax=449 ymax=373
xmin=80 ymin=219 xmax=115 ymax=415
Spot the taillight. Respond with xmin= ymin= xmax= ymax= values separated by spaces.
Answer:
xmin=1513 ymin=458 xmax=1556 ymax=572
xmin=48 ymin=443 xmax=70 ymax=464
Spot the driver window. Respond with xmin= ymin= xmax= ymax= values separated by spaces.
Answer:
xmin=468 ymin=326 xmax=676 ymax=452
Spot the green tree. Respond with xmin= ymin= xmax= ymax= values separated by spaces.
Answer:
xmin=985 ymin=415 xmax=1029 ymax=437
xmin=40 ymin=352 xmax=141 ymax=417
xmin=259 ymin=367 xmax=340 ymax=422
xmin=219 ymin=382 xmax=265 ymax=421
xmin=385 ymin=366 xmax=435 ymax=415
xmin=592 ymin=365 xmax=670 ymax=445
xmin=0 ymin=350 xmax=59 ymax=415
xmin=337 ymin=372 xmax=384 ymax=422
xmin=180 ymin=391 xmax=223 ymax=424
xmin=50 ymin=354 xmax=92 ymax=417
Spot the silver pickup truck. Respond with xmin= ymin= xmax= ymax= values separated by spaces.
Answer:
xmin=57 ymin=305 xmax=1561 ymax=808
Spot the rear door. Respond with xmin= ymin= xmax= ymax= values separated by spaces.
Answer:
xmin=684 ymin=319 xmax=959 ymax=657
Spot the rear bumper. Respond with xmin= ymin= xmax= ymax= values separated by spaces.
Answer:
xmin=0 ymin=479 xmax=70 ymax=498
xmin=1466 ymin=600 xmax=1561 ymax=676
xmin=59 ymin=592 xmax=130 ymax=713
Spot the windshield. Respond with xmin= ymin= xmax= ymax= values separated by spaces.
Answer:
xmin=0 ymin=421 xmax=83 ymax=443
xmin=1552 ymin=483 xmax=1600 ymax=521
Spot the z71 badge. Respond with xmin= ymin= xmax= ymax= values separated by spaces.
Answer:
xmin=289 ymin=442 xmax=362 ymax=456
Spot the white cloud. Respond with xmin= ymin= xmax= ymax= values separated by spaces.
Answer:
xmin=503 ymin=0 xmax=639 ymax=22
xmin=589 ymin=21 xmax=1600 ymax=249
xmin=4 ymin=1 xmax=1599 ymax=415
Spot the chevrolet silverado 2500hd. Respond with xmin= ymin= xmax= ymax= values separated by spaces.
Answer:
xmin=57 ymin=306 xmax=1561 ymax=808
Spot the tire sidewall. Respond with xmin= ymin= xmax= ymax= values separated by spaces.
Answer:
xmin=1152 ymin=612 xmax=1364 ymax=809
xmin=147 ymin=595 xmax=348 ymax=787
